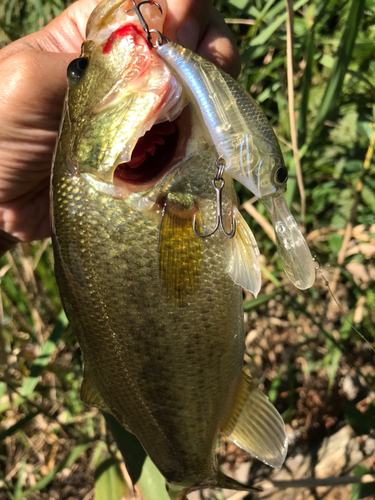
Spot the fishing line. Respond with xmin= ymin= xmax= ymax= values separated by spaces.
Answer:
xmin=313 ymin=255 xmax=375 ymax=354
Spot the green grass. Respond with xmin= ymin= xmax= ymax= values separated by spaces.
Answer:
xmin=1 ymin=0 xmax=375 ymax=498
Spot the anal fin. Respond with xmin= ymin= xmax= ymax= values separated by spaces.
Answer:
xmin=228 ymin=205 xmax=261 ymax=297
xmin=222 ymin=372 xmax=287 ymax=468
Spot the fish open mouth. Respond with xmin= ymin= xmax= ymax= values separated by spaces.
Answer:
xmin=114 ymin=121 xmax=179 ymax=185
xmin=113 ymin=107 xmax=190 ymax=191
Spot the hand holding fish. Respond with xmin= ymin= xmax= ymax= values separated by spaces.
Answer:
xmin=0 ymin=0 xmax=240 ymax=255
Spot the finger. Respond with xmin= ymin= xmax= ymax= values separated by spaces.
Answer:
xmin=0 ymin=50 xmax=75 ymax=129
xmin=0 ymin=181 xmax=51 ymax=243
xmin=0 ymin=229 xmax=20 ymax=256
xmin=163 ymin=0 xmax=212 ymax=52
xmin=0 ymin=0 xmax=99 ymax=60
xmin=37 ymin=0 xmax=100 ymax=52
xmin=197 ymin=8 xmax=241 ymax=79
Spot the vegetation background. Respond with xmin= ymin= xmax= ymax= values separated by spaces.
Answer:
xmin=0 ymin=0 xmax=374 ymax=499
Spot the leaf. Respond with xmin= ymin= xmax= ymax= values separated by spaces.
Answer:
xmin=344 ymin=399 xmax=375 ymax=436
xmin=247 ymin=0 xmax=283 ymax=35
xmin=267 ymin=367 xmax=285 ymax=404
xmin=0 ymin=382 xmax=7 ymax=400
xmin=361 ymin=185 xmax=375 ymax=214
xmin=329 ymin=111 xmax=358 ymax=148
xmin=327 ymin=233 xmax=344 ymax=255
xmin=95 ymin=457 xmax=129 ymax=500
xmin=314 ymin=0 xmax=366 ymax=130
xmin=21 ymin=442 xmax=91 ymax=497
xmin=327 ymin=348 xmax=341 ymax=390
xmin=0 ymin=393 xmax=37 ymax=415
xmin=259 ymin=263 xmax=282 ymax=287
xmin=13 ymin=459 xmax=26 ymax=500
xmin=249 ymin=0 xmax=310 ymax=46
xmin=243 ymin=290 xmax=279 ymax=311
xmin=351 ymin=465 xmax=375 ymax=500
xmin=0 ymin=409 xmax=41 ymax=441
xmin=104 ymin=413 xmax=170 ymax=500
xmin=298 ymin=19 xmax=315 ymax=146
xmin=227 ymin=0 xmax=250 ymax=10
xmin=20 ymin=310 xmax=68 ymax=398
xmin=357 ymin=120 xmax=375 ymax=140
xmin=366 ymin=0 xmax=375 ymax=11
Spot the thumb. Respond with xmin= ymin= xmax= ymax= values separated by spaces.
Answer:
xmin=0 ymin=50 xmax=78 ymax=205
xmin=0 ymin=0 xmax=99 ymax=59
xmin=0 ymin=50 xmax=78 ymax=129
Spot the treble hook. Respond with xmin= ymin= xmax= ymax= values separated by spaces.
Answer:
xmin=193 ymin=158 xmax=236 ymax=239
xmin=126 ymin=0 xmax=169 ymax=47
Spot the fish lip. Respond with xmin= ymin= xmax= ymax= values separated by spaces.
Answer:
xmin=260 ymin=191 xmax=315 ymax=290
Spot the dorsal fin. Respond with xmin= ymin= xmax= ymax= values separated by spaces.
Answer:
xmin=222 ymin=372 xmax=287 ymax=468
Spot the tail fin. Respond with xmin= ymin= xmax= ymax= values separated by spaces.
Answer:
xmin=166 ymin=471 xmax=260 ymax=500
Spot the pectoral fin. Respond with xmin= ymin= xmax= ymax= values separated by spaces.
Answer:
xmin=222 ymin=372 xmax=287 ymax=468
xmin=261 ymin=191 xmax=315 ymax=290
xmin=227 ymin=205 xmax=261 ymax=297
xmin=159 ymin=196 xmax=203 ymax=305
xmin=81 ymin=370 xmax=111 ymax=412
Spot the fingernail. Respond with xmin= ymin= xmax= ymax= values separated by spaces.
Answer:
xmin=176 ymin=17 xmax=199 ymax=51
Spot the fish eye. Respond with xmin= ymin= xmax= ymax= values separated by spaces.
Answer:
xmin=67 ymin=57 xmax=88 ymax=84
xmin=274 ymin=166 xmax=288 ymax=185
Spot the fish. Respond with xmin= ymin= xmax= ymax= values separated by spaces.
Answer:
xmin=51 ymin=0 xmax=314 ymax=498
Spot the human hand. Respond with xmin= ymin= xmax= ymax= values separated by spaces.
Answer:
xmin=0 ymin=0 xmax=240 ymax=255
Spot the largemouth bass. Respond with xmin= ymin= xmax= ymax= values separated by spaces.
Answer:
xmin=52 ymin=0 xmax=313 ymax=498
